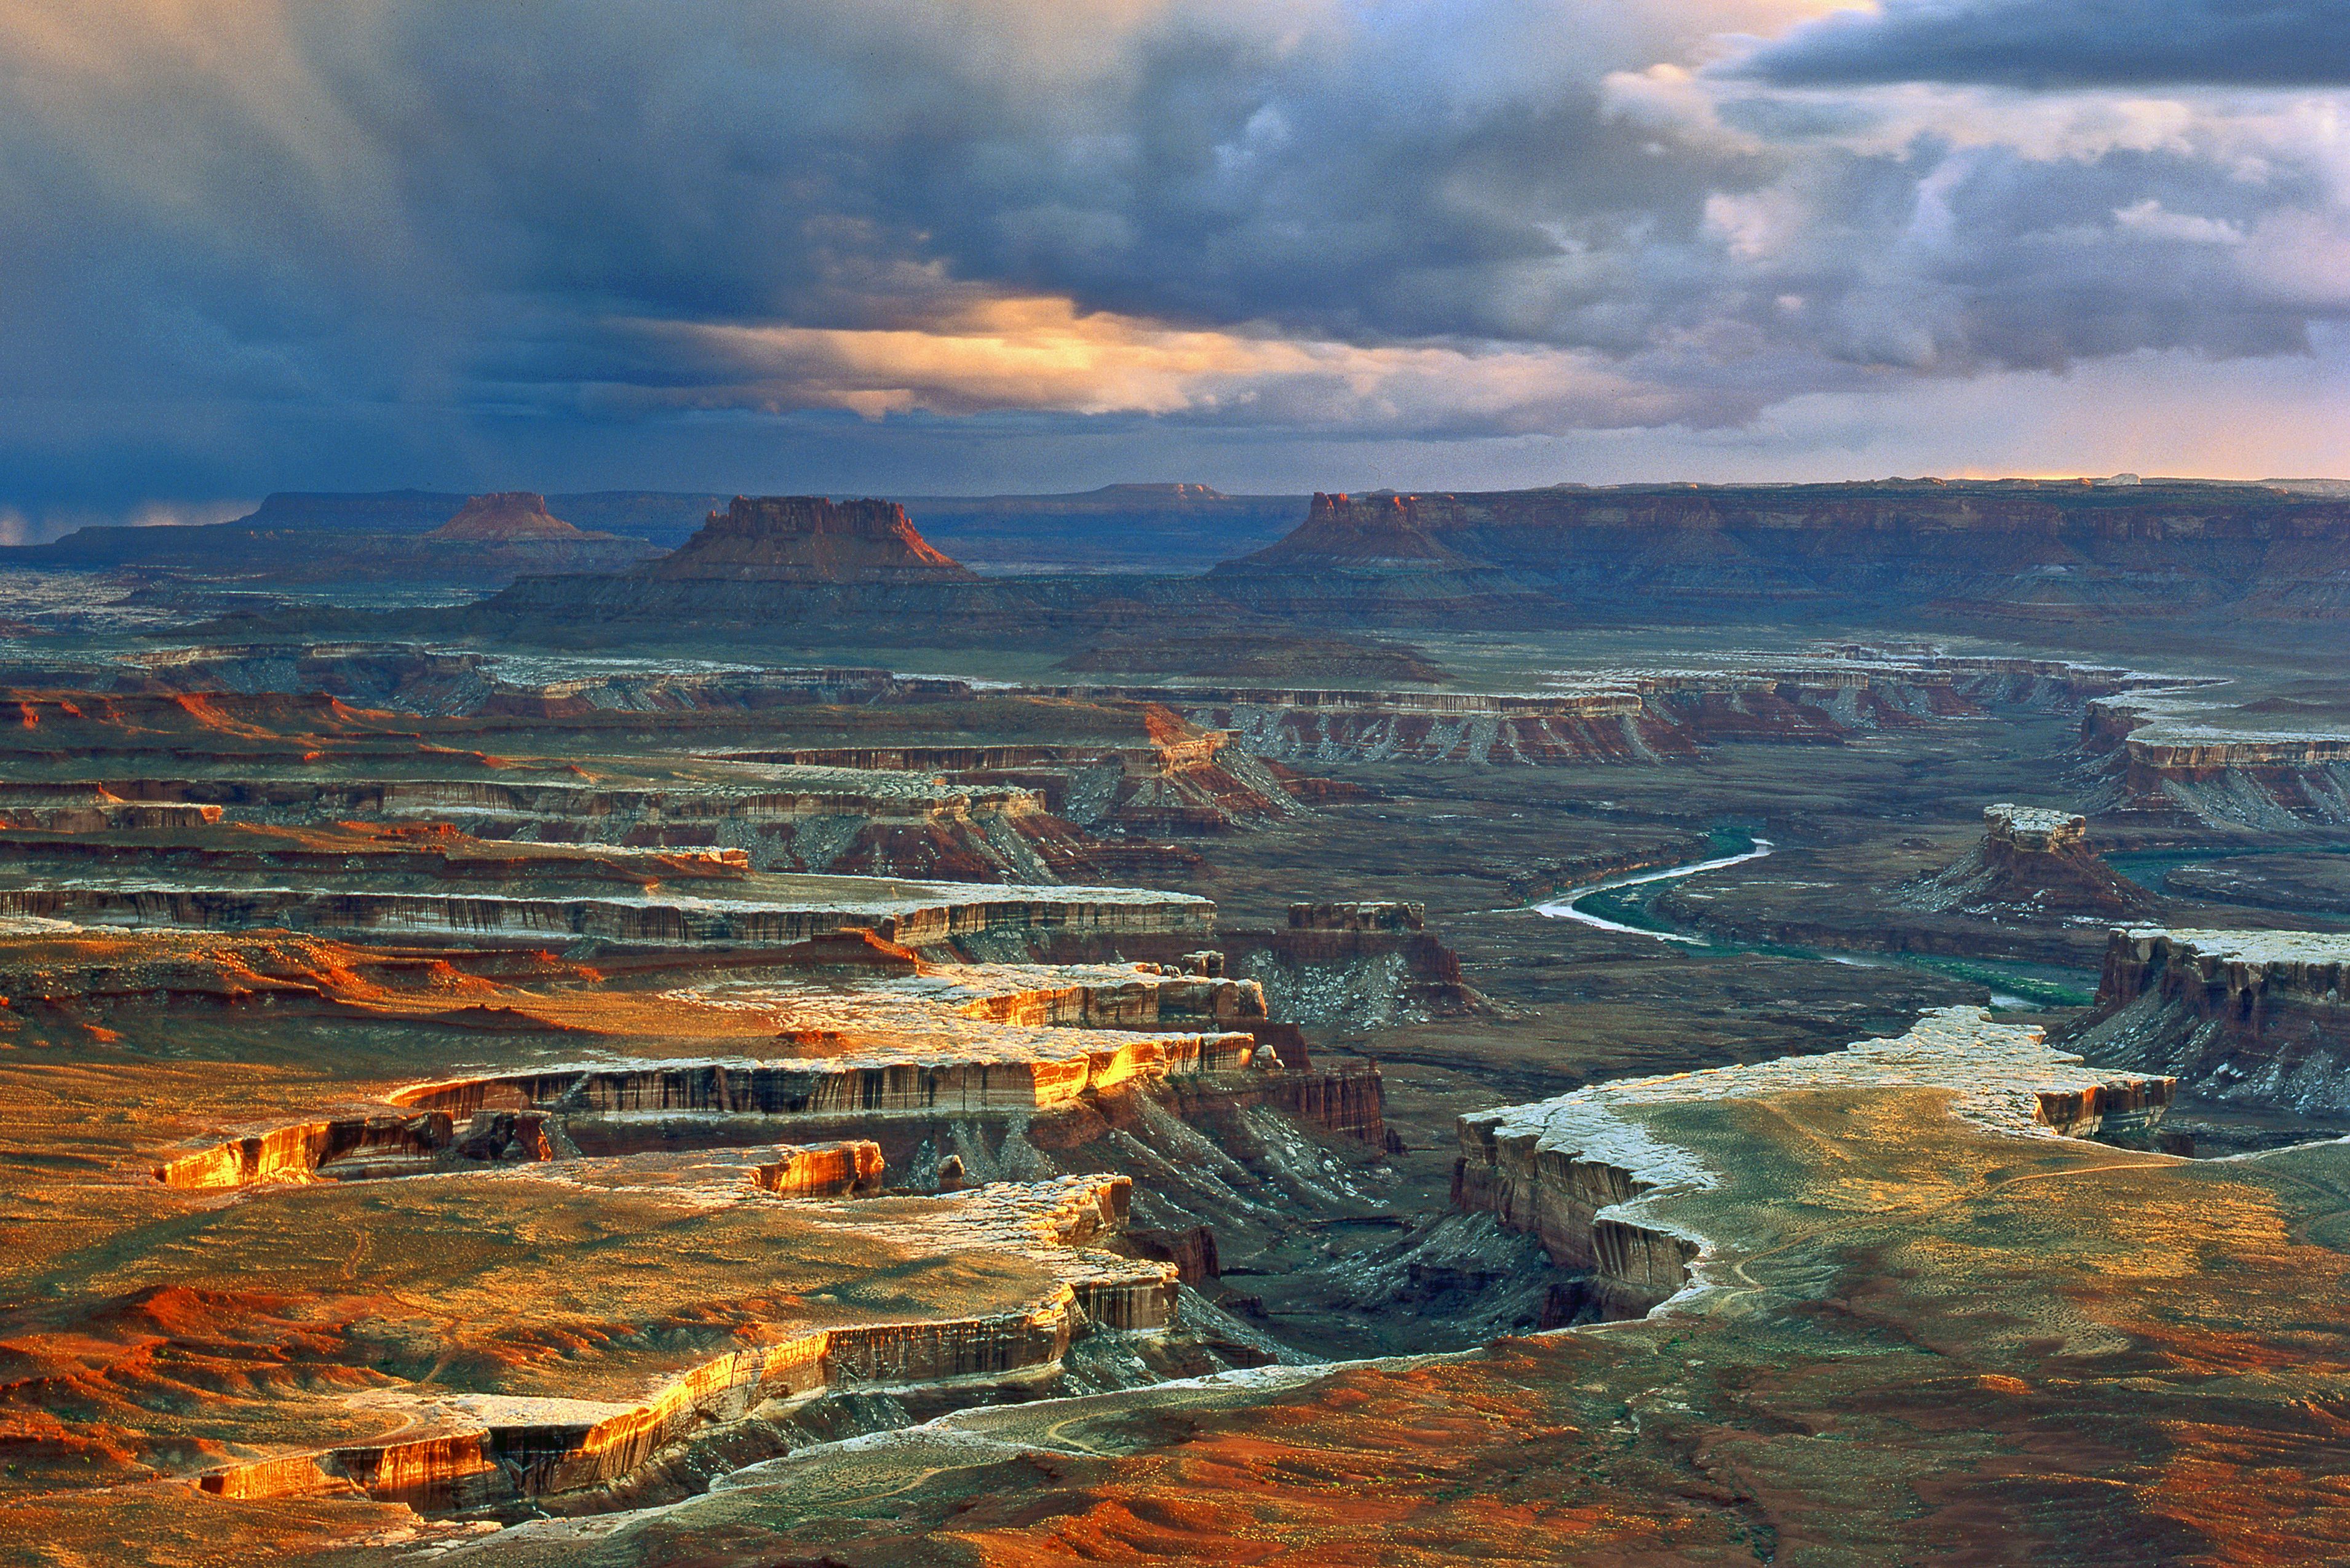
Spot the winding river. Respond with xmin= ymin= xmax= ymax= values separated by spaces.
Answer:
xmin=1527 ymin=835 xmax=2086 ymax=1009
xmin=1533 ymin=839 xmax=1775 ymax=942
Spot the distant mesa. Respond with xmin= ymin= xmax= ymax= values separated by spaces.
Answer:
xmin=1226 ymin=492 xmax=1478 ymax=571
xmin=1201 ymin=477 xmax=2350 ymax=624
xmin=1092 ymin=482 xmax=1226 ymax=501
xmin=426 ymin=492 xmax=597 ymax=542
xmin=638 ymin=496 xmax=979 ymax=584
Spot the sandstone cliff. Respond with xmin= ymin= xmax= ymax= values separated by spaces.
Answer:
xmin=1453 ymin=1007 xmax=2173 ymax=1317
xmin=2068 ymin=927 xmax=2350 ymax=1112
xmin=2078 ymin=689 xmax=2350 ymax=829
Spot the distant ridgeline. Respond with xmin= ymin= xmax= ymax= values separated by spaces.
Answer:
xmin=0 ymin=483 xmax=1306 ymax=585
xmin=10 ymin=476 xmax=2346 ymax=626
xmin=473 ymin=477 xmax=2350 ymax=643
xmin=1202 ymin=480 xmax=2350 ymax=624
xmin=0 ymin=491 xmax=670 ymax=587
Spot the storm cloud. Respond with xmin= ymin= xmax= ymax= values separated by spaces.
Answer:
xmin=1741 ymin=1 xmax=2350 ymax=90
xmin=1 ymin=1 xmax=2348 ymax=523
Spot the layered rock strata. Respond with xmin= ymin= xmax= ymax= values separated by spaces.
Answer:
xmin=0 ymin=658 xmax=1295 ymax=881
xmin=1900 ymin=803 xmax=2152 ymax=919
xmin=2071 ymin=927 xmax=2350 ymax=1112
xmin=390 ymin=1032 xmax=1271 ymax=1123
xmin=747 ymin=1141 xmax=886 ymax=1197
xmin=1453 ymin=1007 xmax=2175 ymax=1315
xmin=195 ymin=1175 xmax=1173 ymax=1511
xmin=2080 ymin=691 xmax=2350 ymax=828
xmin=141 ymin=958 xmax=1357 ymax=1181
xmin=0 ymin=874 xmax=1211 ymax=952
xmin=1212 ymin=480 xmax=2350 ymax=624
xmin=1055 ymin=655 xmax=2145 ymax=767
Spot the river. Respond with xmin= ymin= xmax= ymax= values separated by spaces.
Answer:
xmin=1532 ymin=839 xmax=1774 ymax=943
xmin=1528 ymin=836 xmax=2084 ymax=1008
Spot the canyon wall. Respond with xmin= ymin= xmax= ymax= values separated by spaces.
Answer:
xmin=1054 ymin=656 xmax=2136 ymax=767
xmin=2071 ymin=928 xmax=2350 ymax=1112
xmin=2079 ymin=694 xmax=2350 ymax=829
xmin=1453 ymin=1008 xmax=2175 ymax=1317
xmin=199 ymin=1176 xmax=1175 ymax=1511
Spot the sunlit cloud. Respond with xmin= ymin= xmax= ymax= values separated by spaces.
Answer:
xmin=0 ymin=0 xmax=2346 ymax=510
xmin=633 ymin=296 xmax=1711 ymax=432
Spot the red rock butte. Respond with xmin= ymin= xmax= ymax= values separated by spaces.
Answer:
xmin=1233 ymin=491 xmax=1479 ymax=569
xmin=640 ymin=496 xmax=979 ymax=583
xmin=426 ymin=492 xmax=595 ymax=542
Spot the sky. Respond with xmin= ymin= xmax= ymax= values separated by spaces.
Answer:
xmin=4 ymin=0 xmax=2350 ymax=537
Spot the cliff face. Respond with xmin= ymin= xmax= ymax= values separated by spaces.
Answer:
xmin=639 ymin=496 xmax=979 ymax=584
xmin=1227 ymin=493 xmax=1480 ymax=569
xmin=2079 ymin=693 xmax=2350 ymax=829
xmin=1452 ymin=1007 xmax=2174 ymax=1317
xmin=1210 ymin=480 xmax=2350 ymax=625
xmin=1065 ymin=655 xmax=2137 ymax=767
xmin=2070 ymin=928 xmax=2350 ymax=1112
xmin=1900 ymin=803 xmax=2152 ymax=919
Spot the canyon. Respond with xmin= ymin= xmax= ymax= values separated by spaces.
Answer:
xmin=4 ymin=480 xmax=2350 ymax=1564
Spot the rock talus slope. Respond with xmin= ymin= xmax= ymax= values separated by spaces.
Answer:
xmin=2070 ymin=927 xmax=2350 ymax=1112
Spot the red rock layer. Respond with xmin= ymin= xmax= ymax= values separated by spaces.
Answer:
xmin=427 ymin=493 xmax=593 ymax=541
xmin=638 ymin=496 xmax=978 ymax=583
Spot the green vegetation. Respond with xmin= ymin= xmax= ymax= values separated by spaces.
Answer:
xmin=1899 ymin=955 xmax=2095 ymax=1008
xmin=1704 ymin=826 xmax=1760 ymax=858
xmin=1575 ymin=884 xmax=1681 ymax=935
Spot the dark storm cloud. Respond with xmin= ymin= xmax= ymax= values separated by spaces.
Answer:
xmin=1 ymin=1 xmax=2347 ymax=521
xmin=1741 ymin=1 xmax=2350 ymax=89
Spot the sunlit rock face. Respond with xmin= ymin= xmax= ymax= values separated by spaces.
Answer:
xmin=0 ymin=912 xmax=1393 ymax=1540
xmin=1453 ymin=1007 xmax=2175 ymax=1316
xmin=1900 ymin=802 xmax=2152 ymax=919
xmin=181 ymin=1172 xmax=1175 ymax=1513
xmin=2073 ymin=928 xmax=2350 ymax=1112
xmin=638 ymin=497 xmax=979 ymax=584
xmin=454 ymin=1000 xmax=2350 ymax=1568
